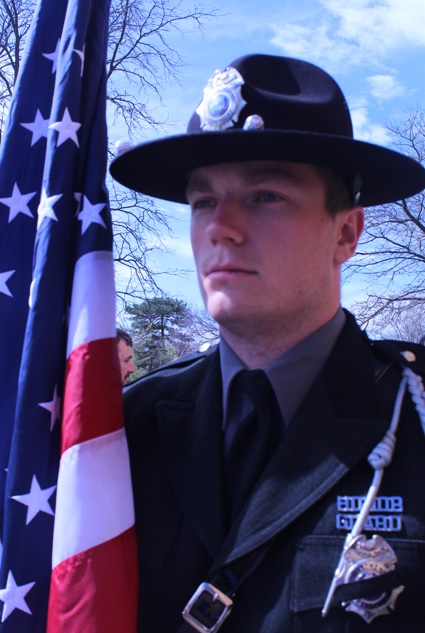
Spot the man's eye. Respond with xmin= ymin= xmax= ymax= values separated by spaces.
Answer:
xmin=256 ymin=192 xmax=282 ymax=202
xmin=191 ymin=198 xmax=215 ymax=211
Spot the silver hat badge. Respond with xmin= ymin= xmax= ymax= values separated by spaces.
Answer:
xmin=196 ymin=66 xmax=247 ymax=132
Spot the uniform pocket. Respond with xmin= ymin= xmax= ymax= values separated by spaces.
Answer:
xmin=290 ymin=535 xmax=425 ymax=632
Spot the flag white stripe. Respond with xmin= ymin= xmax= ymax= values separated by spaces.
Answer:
xmin=52 ymin=428 xmax=134 ymax=567
xmin=67 ymin=250 xmax=116 ymax=357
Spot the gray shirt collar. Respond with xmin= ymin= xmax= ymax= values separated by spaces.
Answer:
xmin=220 ymin=307 xmax=346 ymax=427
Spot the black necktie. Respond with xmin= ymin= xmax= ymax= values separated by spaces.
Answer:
xmin=224 ymin=369 xmax=282 ymax=520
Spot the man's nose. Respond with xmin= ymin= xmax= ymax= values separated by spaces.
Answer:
xmin=206 ymin=199 xmax=245 ymax=244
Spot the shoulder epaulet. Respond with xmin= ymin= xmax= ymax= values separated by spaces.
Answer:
xmin=124 ymin=341 xmax=218 ymax=390
xmin=371 ymin=338 xmax=425 ymax=377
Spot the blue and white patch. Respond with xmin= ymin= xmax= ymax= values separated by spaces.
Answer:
xmin=336 ymin=496 xmax=403 ymax=533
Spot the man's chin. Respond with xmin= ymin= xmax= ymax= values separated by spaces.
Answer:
xmin=205 ymin=297 xmax=248 ymax=326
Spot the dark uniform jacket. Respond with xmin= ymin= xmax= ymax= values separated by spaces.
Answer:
xmin=124 ymin=312 xmax=425 ymax=632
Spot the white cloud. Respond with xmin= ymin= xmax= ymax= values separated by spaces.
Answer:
xmin=270 ymin=0 xmax=425 ymax=71
xmin=270 ymin=21 xmax=358 ymax=72
xmin=350 ymin=102 xmax=391 ymax=145
xmin=366 ymin=74 xmax=405 ymax=100
xmin=327 ymin=0 xmax=425 ymax=49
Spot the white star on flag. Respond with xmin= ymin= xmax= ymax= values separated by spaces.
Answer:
xmin=0 ymin=270 xmax=15 ymax=297
xmin=73 ymin=45 xmax=85 ymax=76
xmin=37 ymin=188 xmax=62 ymax=228
xmin=12 ymin=475 xmax=56 ymax=525
xmin=49 ymin=107 xmax=81 ymax=147
xmin=20 ymin=109 xmax=50 ymax=146
xmin=0 ymin=183 xmax=37 ymax=223
xmin=0 ymin=570 xmax=35 ymax=622
xmin=38 ymin=384 xmax=61 ymax=431
xmin=42 ymin=39 xmax=60 ymax=73
xmin=78 ymin=196 xmax=106 ymax=234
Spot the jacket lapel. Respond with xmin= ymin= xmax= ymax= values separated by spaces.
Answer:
xmin=217 ymin=315 xmax=390 ymax=565
xmin=157 ymin=349 xmax=228 ymax=558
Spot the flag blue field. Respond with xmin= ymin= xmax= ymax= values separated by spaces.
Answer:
xmin=0 ymin=0 xmax=137 ymax=631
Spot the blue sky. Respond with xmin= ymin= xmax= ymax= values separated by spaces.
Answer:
xmin=111 ymin=0 xmax=425 ymax=310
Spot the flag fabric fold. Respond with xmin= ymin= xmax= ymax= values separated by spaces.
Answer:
xmin=0 ymin=0 xmax=138 ymax=631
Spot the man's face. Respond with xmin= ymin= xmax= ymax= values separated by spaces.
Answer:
xmin=117 ymin=340 xmax=135 ymax=384
xmin=188 ymin=161 xmax=363 ymax=339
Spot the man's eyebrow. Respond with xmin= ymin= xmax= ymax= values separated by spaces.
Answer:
xmin=242 ymin=166 xmax=294 ymax=184
xmin=185 ymin=175 xmax=212 ymax=197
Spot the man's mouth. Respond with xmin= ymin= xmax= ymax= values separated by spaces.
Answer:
xmin=206 ymin=264 xmax=256 ymax=276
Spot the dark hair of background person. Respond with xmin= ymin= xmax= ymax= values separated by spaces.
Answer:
xmin=116 ymin=328 xmax=133 ymax=347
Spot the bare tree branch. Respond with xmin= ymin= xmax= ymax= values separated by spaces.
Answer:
xmin=347 ymin=105 xmax=425 ymax=341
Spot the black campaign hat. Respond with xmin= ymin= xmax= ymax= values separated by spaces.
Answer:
xmin=110 ymin=54 xmax=425 ymax=207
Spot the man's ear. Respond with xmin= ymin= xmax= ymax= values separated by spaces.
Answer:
xmin=334 ymin=206 xmax=364 ymax=265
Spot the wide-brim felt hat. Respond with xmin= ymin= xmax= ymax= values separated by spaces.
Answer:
xmin=110 ymin=54 xmax=425 ymax=207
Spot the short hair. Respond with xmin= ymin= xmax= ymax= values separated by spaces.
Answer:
xmin=314 ymin=166 xmax=357 ymax=217
xmin=116 ymin=328 xmax=133 ymax=347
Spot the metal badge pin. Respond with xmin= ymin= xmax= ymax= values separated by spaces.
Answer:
xmin=196 ymin=66 xmax=247 ymax=131
xmin=322 ymin=534 xmax=404 ymax=623
xmin=323 ymin=376 xmax=409 ymax=623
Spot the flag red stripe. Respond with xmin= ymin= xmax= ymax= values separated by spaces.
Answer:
xmin=47 ymin=527 xmax=138 ymax=633
xmin=62 ymin=338 xmax=123 ymax=453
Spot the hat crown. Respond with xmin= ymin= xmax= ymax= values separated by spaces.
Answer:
xmin=188 ymin=54 xmax=353 ymax=138
xmin=110 ymin=53 xmax=425 ymax=207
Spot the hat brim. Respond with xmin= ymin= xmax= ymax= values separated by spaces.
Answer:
xmin=110 ymin=130 xmax=425 ymax=207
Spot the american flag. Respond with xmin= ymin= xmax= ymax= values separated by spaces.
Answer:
xmin=0 ymin=0 xmax=138 ymax=631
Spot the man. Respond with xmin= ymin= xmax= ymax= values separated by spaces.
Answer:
xmin=110 ymin=55 xmax=425 ymax=632
xmin=116 ymin=328 xmax=135 ymax=384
